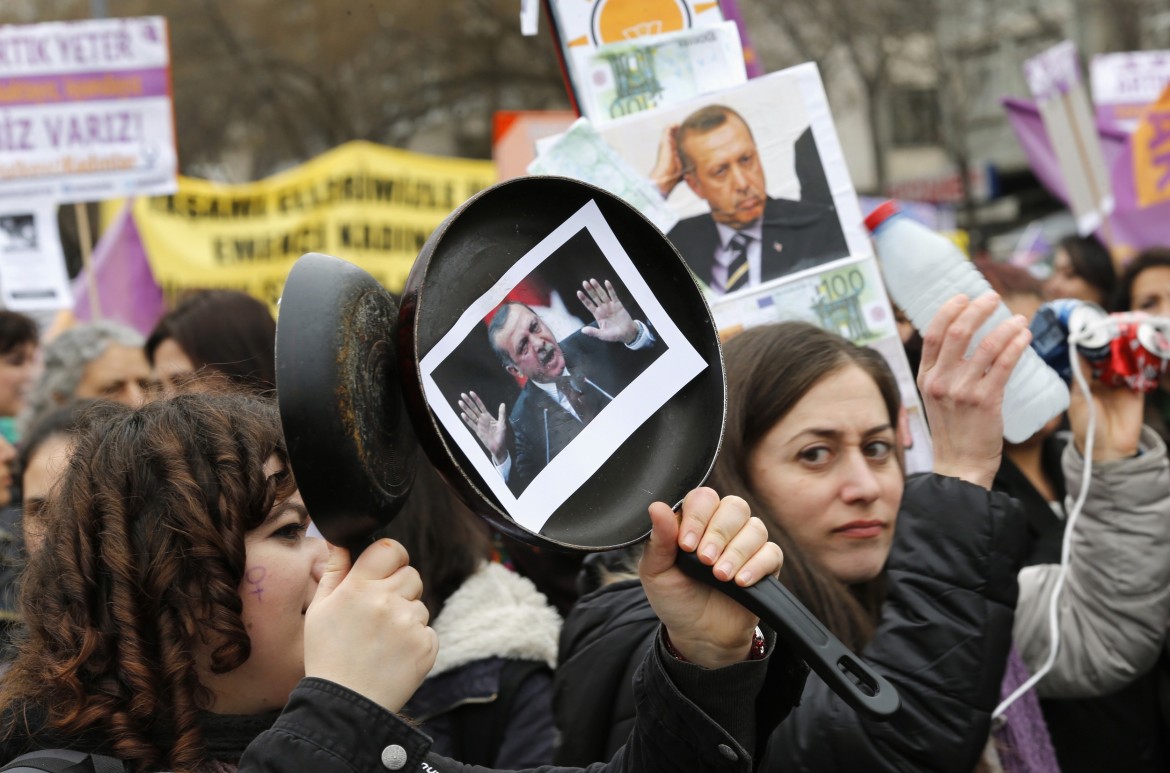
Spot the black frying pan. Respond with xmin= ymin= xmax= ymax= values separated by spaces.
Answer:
xmin=276 ymin=176 xmax=899 ymax=720
xmin=275 ymin=253 xmax=416 ymax=554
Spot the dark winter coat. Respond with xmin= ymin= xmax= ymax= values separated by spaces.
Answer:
xmin=554 ymin=474 xmax=1028 ymax=772
xmin=405 ymin=657 xmax=553 ymax=767
xmin=1 ymin=629 xmax=808 ymax=773
xmin=401 ymin=562 xmax=563 ymax=768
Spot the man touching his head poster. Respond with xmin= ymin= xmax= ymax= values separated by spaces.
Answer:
xmin=652 ymin=104 xmax=849 ymax=296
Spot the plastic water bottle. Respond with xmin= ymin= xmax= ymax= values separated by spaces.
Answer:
xmin=865 ymin=200 xmax=1069 ymax=443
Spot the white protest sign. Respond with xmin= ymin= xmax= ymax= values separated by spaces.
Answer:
xmin=1091 ymin=50 xmax=1170 ymax=132
xmin=0 ymin=200 xmax=72 ymax=310
xmin=1023 ymin=41 xmax=1114 ymax=237
xmin=0 ymin=16 xmax=177 ymax=205
xmin=420 ymin=200 xmax=706 ymax=532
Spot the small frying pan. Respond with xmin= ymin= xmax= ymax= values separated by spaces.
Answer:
xmin=277 ymin=176 xmax=899 ymax=720
xmin=275 ymin=253 xmax=416 ymax=556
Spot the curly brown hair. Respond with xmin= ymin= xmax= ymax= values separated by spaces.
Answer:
xmin=0 ymin=393 xmax=295 ymax=771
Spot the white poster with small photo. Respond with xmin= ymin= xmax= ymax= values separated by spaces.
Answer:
xmin=0 ymin=200 xmax=72 ymax=310
xmin=419 ymin=199 xmax=707 ymax=533
xmin=578 ymin=62 xmax=868 ymax=300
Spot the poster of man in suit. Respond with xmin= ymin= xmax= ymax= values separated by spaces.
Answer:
xmin=460 ymin=277 xmax=660 ymax=497
xmin=595 ymin=64 xmax=870 ymax=299
xmin=421 ymin=200 xmax=705 ymax=533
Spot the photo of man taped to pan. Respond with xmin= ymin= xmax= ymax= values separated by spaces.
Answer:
xmin=420 ymin=199 xmax=707 ymax=533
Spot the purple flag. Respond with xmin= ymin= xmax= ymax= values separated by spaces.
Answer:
xmin=71 ymin=201 xmax=165 ymax=335
xmin=717 ymin=0 xmax=764 ymax=78
xmin=1002 ymin=96 xmax=1170 ymax=255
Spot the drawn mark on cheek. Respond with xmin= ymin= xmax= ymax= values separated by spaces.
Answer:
xmin=245 ymin=566 xmax=267 ymax=602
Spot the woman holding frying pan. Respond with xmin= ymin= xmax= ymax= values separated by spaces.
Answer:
xmin=0 ymin=392 xmax=805 ymax=773
xmin=556 ymin=294 xmax=1039 ymax=771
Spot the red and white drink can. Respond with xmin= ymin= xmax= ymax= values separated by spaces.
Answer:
xmin=1101 ymin=315 xmax=1170 ymax=392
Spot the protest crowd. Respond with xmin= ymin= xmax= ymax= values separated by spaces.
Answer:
xmin=1 ymin=2 xmax=1170 ymax=773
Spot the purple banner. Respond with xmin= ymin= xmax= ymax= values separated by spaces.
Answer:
xmin=0 ymin=67 xmax=169 ymax=108
xmin=717 ymin=0 xmax=763 ymax=78
xmin=1003 ymin=96 xmax=1170 ymax=255
xmin=71 ymin=200 xmax=164 ymax=335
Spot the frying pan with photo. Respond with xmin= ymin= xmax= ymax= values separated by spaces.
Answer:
xmin=275 ymin=176 xmax=899 ymax=719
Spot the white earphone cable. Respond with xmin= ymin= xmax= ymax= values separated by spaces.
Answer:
xmin=988 ymin=310 xmax=1148 ymax=718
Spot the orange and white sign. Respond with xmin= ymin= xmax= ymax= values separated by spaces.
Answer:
xmin=550 ymin=0 xmax=722 ymax=49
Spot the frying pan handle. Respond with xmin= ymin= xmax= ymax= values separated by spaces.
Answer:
xmin=340 ymin=535 xmax=377 ymax=560
xmin=675 ymin=551 xmax=900 ymax=720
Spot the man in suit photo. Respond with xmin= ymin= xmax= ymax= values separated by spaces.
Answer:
xmin=650 ymin=104 xmax=850 ymax=296
xmin=458 ymin=277 xmax=660 ymax=497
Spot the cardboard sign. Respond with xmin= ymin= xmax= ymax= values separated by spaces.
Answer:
xmin=529 ymin=62 xmax=932 ymax=472
xmin=1023 ymin=41 xmax=1115 ymax=236
xmin=589 ymin=63 xmax=868 ymax=297
xmin=0 ymin=16 xmax=177 ymax=204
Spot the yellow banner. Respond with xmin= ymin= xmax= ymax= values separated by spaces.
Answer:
xmin=132 ymin=141 xmax=496 ymax=306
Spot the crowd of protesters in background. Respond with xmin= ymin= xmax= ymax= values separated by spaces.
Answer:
xmin=0 ymin=230 xmax=1165 ymax=773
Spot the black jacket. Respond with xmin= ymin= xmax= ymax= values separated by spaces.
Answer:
xmin=555 ymin=576 xmax=660 ymax=764
xmin=993 ymin=432 xmax=1068 ymax=567
xmin=508 ymin=329 xmax=660 ymax=495
xmin=404 ymin=658 xmax=553 ymax=767
xmin=3 ymin=630 xmax=807 ymax=773
xmin=554 ymin=474 xmax=1027 ymax=772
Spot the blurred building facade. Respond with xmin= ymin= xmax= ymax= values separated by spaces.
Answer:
xmin=820 ymin=0 xmax=1170 ymax=250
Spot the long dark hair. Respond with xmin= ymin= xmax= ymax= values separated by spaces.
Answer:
xmin=1114 ymin=247 xmax=1170 ymax=312
xmin=0 ymin=394 xmax=293 ymax=771
xmin=1058 ymin=234 xmax=1116 ymax=302
xmin=146 ymin=290 xmax=277 ymax=392
xmin=709 ymin=322 xmax=902 ymax=651
xmin=0 ymin=312 xmax=36 ymax=358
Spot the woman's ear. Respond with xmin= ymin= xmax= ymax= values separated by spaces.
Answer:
xmin=897 ymin=406 xmax=914 ymax=450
